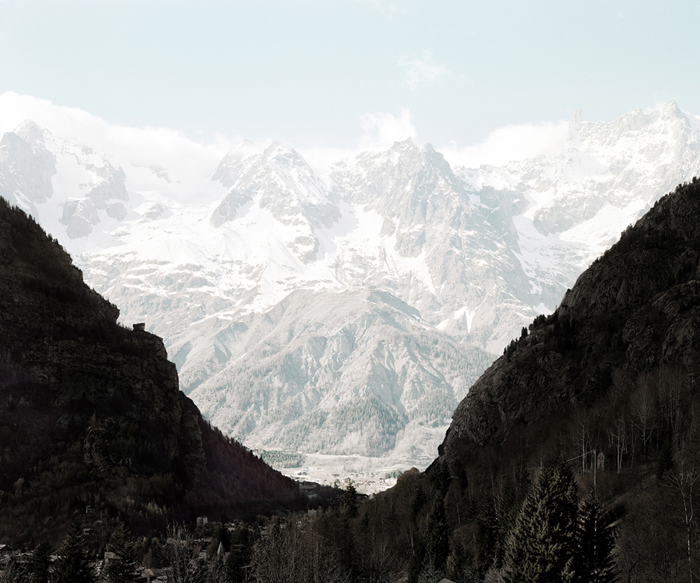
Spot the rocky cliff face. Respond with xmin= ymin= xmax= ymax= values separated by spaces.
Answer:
xmin=442 ymin=178 xmax=700 ymax=454
xmin=0 ymin=196 xmax=300 ymax=541
xmin=4 ymin=95 xmax=700 ymax=471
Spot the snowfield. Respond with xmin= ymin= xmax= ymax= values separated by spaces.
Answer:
xmin=3 ymin=93 xmax=700 ymax=486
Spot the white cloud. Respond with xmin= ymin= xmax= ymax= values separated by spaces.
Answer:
xmin=399 ymin=50 xmax=448 ymax=90
xmin=439 ymin=120 xmax=570 ymax=168
xmin=301 ymin=108 xmax=418 ymax=176
xmin=0 ymin=91 xmax=233 ymax=202
xmin=359 ymin=108 xmax=417 ymax=150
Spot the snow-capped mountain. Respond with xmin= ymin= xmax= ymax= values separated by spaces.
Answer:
xmin=2 ymin=92 xmax=700 ymax=464
xmin=188 ymin=289 xmax=492 ymax=460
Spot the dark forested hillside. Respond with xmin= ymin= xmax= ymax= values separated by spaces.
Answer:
xmin=247 ymin=180 xmax=700 ymax=583
xmin=0 ymin=196 xmax=301 ymax=545
xmin=428 ymin=177 xmax=700 ymax=581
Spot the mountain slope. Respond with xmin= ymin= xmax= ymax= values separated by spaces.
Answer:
xmin=0 ymin=196 xmax=300 ymax=543
xmin=188 ymin=288 xmax=493 ymax=459
xmin=316 ymin=179 xmax=700 ymax=581
xmin=3 ymin=94 xmax=700 ymax=468
xmin=443 ymin=178 xmax=700 ymax=453
xmin=413 ymin=178 xmax=700 ymax=579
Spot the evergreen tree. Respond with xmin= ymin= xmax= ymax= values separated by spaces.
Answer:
xmin=360 ymin=511 xmax=370 ymax=534
xmin=477 ymin=495 xmax=498 ymax=564
xmin=105 ymin=522 xmax=139 ymax=583
xmin=497 ymin=469 xmax=532 ymax=566
xmin=656 ymin=440 xmax=675 ymax=479
xmin=341 ymin=481 xmax=359 ymax=519
xmin=0 ymin=557 xmax=26 ymax=583
xmin=411 ymin=487 xmax=428 ymax=523
xmin=407 ymin=532 xmax=427 ymax=583
xmin=431 ymin=460 xmax=451 ymax=499
xmin=53 ymin=522 xmax=96 ymax=583
xmin=226 ymin=527 xmax=252 ymax=583
xmin=503 ymin=458 xmax=578 ymax=583
xmin=27 ymin=541 xmax=51 ymax=583
xmin=574 ymin=496 xmax=618 ymax=583
xmin=425 ymin=497 xmax=449 ymax=572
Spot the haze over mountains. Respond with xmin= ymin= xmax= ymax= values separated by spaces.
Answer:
xmin=2 ymin=92 xmax=700 ymax=466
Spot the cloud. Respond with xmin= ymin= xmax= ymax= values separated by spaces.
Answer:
xmin=359 ymin=108 xmax=417 ymax=150
xmin=439 ymin=120 xmax=570 ymax=168
xmin=300 ymin=108 xmax=418 ymax=176
xmin=0 ymin=91 xmax=233 ymax=203
xmin=399 ymin=50 xmax=448 ymax=90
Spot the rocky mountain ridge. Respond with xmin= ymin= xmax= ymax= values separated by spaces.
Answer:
xmin=386 ymin=178 xmax=700 ymax=580
xmin=442 ymin=177 xmax=700 ymax=453
xmin=0 ymin=197 xmax=300 ymax=542
xmin=2 ymin=94 xmax=700 ymax=464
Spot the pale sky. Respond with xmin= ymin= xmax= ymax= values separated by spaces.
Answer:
xmin=0 ymin=0 xmax=699 ymax=157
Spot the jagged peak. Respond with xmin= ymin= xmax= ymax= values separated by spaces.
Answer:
xmin=660 ymin=99 xmax=681 ymax=115
xmin=260 ymin=141 xmax=315 ymax=173
xmin=263 ymin=141 xmax=298 ymax=159
xmin=14 ymin=120 xmax=46 ymax=145
xmin=642 ymin=100 xmax=687 ymax=123
xmin=390 ymin=137 xmax=419 ymax=152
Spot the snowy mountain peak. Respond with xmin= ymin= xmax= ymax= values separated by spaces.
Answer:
xmin=3 ymin=96 xmax=700 ymax=467
xmin=659 ymin=99 xmax=684 ymax=119
xmin=0 ymin=122 xmax=56 ymax=213
xmin=390 ymin=137 xmax=419 ymax=152
xmin=209 ymin=139 xmax=336 ymax=231
xmin=14 ymin=120 xmax=46 ymax=147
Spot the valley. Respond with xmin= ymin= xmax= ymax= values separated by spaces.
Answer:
xmin=2 ymin=94 xmax=700 ymax=479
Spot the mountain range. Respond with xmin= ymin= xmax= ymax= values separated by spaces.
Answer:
xmin=0 ymin=197 xmax=301 ymax=543
xmin=2 ymin=93 xmax=700 ymax=465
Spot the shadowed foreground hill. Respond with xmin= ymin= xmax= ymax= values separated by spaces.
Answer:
xmin=443 ymin=177 xmax=700 ymax=455
xmin=0 ymin=196 xmax=301 ymax=545
xmin=426 ymin=178 xmax=700 ymax=580
xmin=313 ymin=180 xmax=700 ymax=582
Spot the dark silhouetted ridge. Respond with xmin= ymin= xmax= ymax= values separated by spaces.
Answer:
xmin=0 ymin=197 xmax=300 ymax=544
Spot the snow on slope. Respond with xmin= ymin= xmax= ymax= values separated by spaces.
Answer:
xmin=2 ymin=93 xmax=700 ymax=467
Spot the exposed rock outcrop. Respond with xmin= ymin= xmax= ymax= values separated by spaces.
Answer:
xmin=442 ymin=178 xmax=700 ymax=453
xmin=0 ymin=196 xmax=300 ymax=541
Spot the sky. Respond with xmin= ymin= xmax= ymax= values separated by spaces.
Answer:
xmin=1 ymin=0 xmax=699 ymax=165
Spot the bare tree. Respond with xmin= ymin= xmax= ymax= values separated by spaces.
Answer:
xmin=664 ymin=448 xmax=700 ymax=582
xmin=251 ymin=516 xmax=350 ymax=583
xmin=632 ymin=373 xmax=657 ymax=460
xmin=608 ymin=414 xmax=628 ymax=474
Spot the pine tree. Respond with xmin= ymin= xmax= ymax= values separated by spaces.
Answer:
xmin=53 ymin=522 xmax=96 ymax=583
xmin=431 ymin=460 xmax=451 ymax=499
xmin=425 ymin=497 xmax=449 ymax=572
xmin=477 ymin=495 xmax=498 ymax=564
xmin=27 ymin=541 xmax=52 ymax=583
xmin=105 ymin=522 xmax=139 ymax=583
xmin=656 ymin=440 xmax=675 ymax=479
xmin=226 ymin=527 xmax=252 ymax=583
xmin=411 ymin=487 xmax=428 ymax=523
xmin=341 ymin=481 xmax=359 ymax=519
xmin=503 ymin=458 xmax=578 ymax=583
xmin=0 ymin=557 xmax=26 ymax=583
xmin=575 ymin=496 xmax=618 ymax=583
